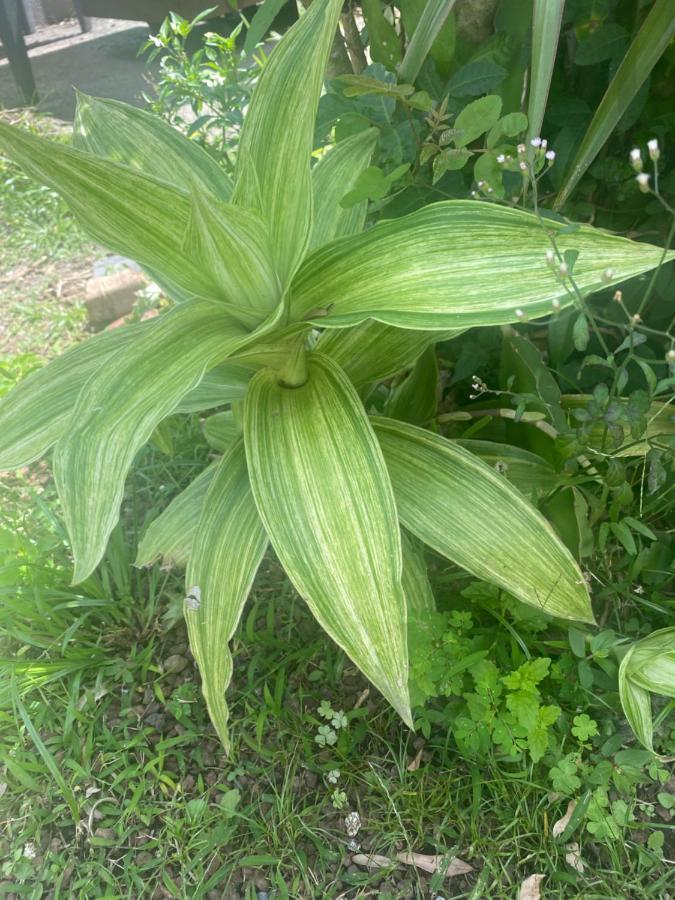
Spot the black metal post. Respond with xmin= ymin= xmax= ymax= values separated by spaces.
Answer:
xmin=0 ymin=0 xmax=37 ymax=104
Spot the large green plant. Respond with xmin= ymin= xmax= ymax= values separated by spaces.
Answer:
xmin=0 ymin=0 xmax=671 ymax=748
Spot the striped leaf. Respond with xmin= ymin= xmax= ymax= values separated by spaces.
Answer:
xmin=135 ymin=464 xmax=217 ymax=569
xmin=174 ymin=363 xmax=253 ymax=413
xmin=0 ymin=122 xmax=279 ymax=317
xmin=317 ymin=320 xmax=461 ymax=387
xmin=455 ymin=440 xmax=559 ymax=496
xmin=402 ymin=531 xmax=435 ymax=619
xmin=374 ymin=418 xmax=594 ymax=622
xmin=399 ymin=0 xmax=456 ymax=85
xmin=0 ymin=323 xmax=143 ymax=471
xmin=556 ymin=0 xmax=675 ymax=209
xmin=186 ymin=440 xmax=268 ymax=749
xmin=73 ymin=92 xmax=233 ymax=201
xmin=203 ymin=411 xmax=241 ymax=452
xmin=618 ymin=643 xmax=654 ymax=751
xmin=290 ymin=201 xmax=672 ymax=329
xmin=527 ymin=0 xmax=564 ymax=146
xmin=55 ymin=301 xmax=253 ymax=583
xmin=233 ymin=0 xmax=343 ymax=284
xmin=309 ymin=129 xmax=379 ymax=252
xmin=243 ymin=353 xmax=411 ymax=723
xmin=384 ymin=345 xmax=438 ymax=426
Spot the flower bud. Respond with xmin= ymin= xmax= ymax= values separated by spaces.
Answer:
xmin=601 ymin=268 xmax=615 ymax=282
xmin=629 ymin=148 xmax=642 ymax=172
xmin=551 ymin=298 xmax=561 ymax=311
xmin=558 ymin=262 xmax=569 ymax=277
xmin=666 ymin=348 xmax=675 ymax=363
xmin=545 ymin=249 xmax=556 ymax=265
xmin=515 ymin=308 xmax=525 ymax=320
xmin=636 ymin=172 xmax=650 ymax=192
xmin=647 ymin=138 xmax=660 ymax=161
xmin=545 ymin=150 xmax=556 ymax=163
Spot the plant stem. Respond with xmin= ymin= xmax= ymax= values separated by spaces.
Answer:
xmin=277 ymin=335 xmax=309 ymax=388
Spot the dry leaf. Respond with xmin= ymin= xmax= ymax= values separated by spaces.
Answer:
xmin=407 ymin=747 xmax=424 ymax=772
xmin=565 ymin=843 xmax=584 ymax=873
xmin=396 ymin=852 xmax=473 ymax=876
xmin=352 ymin=853 xmax=393 ymax=869
xmin=519 ymin=873 xmax=545 ymax=899
xmin=552 ymin=800 xmax=576 ymax=838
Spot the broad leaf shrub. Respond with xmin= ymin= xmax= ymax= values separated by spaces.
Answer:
xmin=0 ymin=0 xmax=671 ymax=749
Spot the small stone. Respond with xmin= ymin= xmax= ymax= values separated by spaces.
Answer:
xmin=163 ymin=655 xmax=188 ymax=674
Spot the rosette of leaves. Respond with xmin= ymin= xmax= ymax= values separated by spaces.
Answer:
xmin=0 ymin=0 xmax=672 ymax=749
xmin=619 ymin=627 xmax=675 ymax=751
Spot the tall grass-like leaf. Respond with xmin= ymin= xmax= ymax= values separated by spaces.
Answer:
xmin=527 ymin=0 xmax=564 ymax=146
xmin=402 ymin=532 xmax=435 ymax=618
xmin=399 ymin=0 xmax=456 ymax=85
xmin=55 ymin=302 xmax=255 ymax=582
xmin=186 ymin=440 xmax=268 ymax=749
xmin=135 ymin=464 xmax=218 ymax=569
xmin=555 ymin=0 xmax=675 ymax=209
xmin=73 ymin=93 xmax=233 ymax=201
xmin=0 ymin=122 xmax=279 ymax=317
xmin=309 ymin=128 xmax=378 ymax=251
xmin=291 ymin=201 xmax=672 ymax=329
xmin=619 ymin=644 xmax=654 ymax=751
xmin=374 ymin=418 xmax=594 ymax=622
xmin=244 ymin=353 xmax=411 ymax=723
xmin=233 ymin=0 xmax=343 ymax=284
xmin=317 ymin=321 xmax=461 ymax=387
xmin=0 ymin=323 xmax=144 ymax=470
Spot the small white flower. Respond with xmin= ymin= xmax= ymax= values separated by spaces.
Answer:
xmin=666 ymin=348 xmax=675 ymax=363
xmin=470 ymin=190 xmax=479 ymax=198
xmin=541 ymin=139 xmax=548 ymax=151
xmin=631 ymin=313 xmax=642 ymax=324
xmin=545 ymin=150 xmax=556 ymax=162
xmin=477 ymin=180 xmax=486 ymax=188
xmin=545 ymin=249 xmax=556 ymax=265
xmin=515 ymin=308 xmax=525 ymax=320
xmin=530 ymin=137 xmax=542 ymax=148
xmin=23 ymin=842 xmax=37 ymax=859
xmin=551 ymin=297 xmax=561 ymax=310
xmin=636 ymin=172 xmax=651 ymax=192
xmin=647 ymin=138 xmax=660 ymax=161
xmin=517 ymin=143 xmax=527 ymax=155
xmin=601 ymin=268 xmax=615 ymax=282
xmin=496 ymin=153 xmax=506 ymax=164
xmin=519 ymin=160 xmax=528 ymax=172
xmin=558 ymin=262 xmax=569 ymax=277
xmin=629 ymin=148 xmax=642 ymax=171
xmin=613 ymin=290 xmax=623 ymax=302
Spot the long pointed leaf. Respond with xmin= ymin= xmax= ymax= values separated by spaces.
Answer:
xmin=55 ymin=302 xmax=254 ymax=582
xmin=402 ymin=531 xmax=435 ymax=619
xmin=243 ymin=352 xmax=411 ymax=723
xmin=174 ymin=363 xmax=253 ymax=413
xmin=135 ymin=463 xmax=218 ymax=569
xmin=317 ymin=320 xmax=461 ymax=387
xmin=291 ymin=201 xmax=673 ymax=329
xmin=0 ymin=323 xmax=144 ymax=471
xmin=527 ymin=0 xmax=564 ymax=145
xmin=309 ymin=128 xmax=378 ymax=251
xmin=73 ymin=92 xmax=232 ymax=201
xmin=399 ymin=0 xmax=456 ymax=85
xmin=555 ymin=0 xmax=675 ymax=209
xmin=0 ymin=122 xmax=279 ymax=317
xmin=374 ymin=417 xmax=594 ymax=622
xmin=233 ymin=0 xmax=343 ymax=284
xmin=186 ymin=440 xmax=268 ymax=749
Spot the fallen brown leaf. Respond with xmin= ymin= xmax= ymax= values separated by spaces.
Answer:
xmin=351 ymin=853 xmax=393 ymax=869
xmin=407 ymin=747 xmax=424 ymax=771
xmin=565 ymin=843 xmax=584 ymax=873
xmin=519 ymin=873 xmax=545 ymax=900
xmin=396 ymin=852 xmax=473 ymax=876
xmin=552 ymin=800 xmax=576 ymax=838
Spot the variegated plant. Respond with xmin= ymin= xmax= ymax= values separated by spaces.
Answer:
xmin=0 ymin=0 xmax=672 ymax=748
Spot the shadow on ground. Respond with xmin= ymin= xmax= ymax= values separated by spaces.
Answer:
xmin=0 ymin=18 xmax=156 ymax=120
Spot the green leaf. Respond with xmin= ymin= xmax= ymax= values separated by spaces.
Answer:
xmin=574 ymin=24 xmax=627 ymax=66
xmin=0 ymin=323 xmax=143 ymax=471
xmin=374 ymin=418 xmax=594 ymax=622
xmin=243 ymin=353 xmax=411 ymax=723
xmin=290 ymin=201 xmax=672 ymax=330
xmin=243 ymin=0 xmax=287 ymax=56
xmin=336 ymin=75 xmax=414 ymax=99
xmin=556 ymin=0 xmax=675 ymax=208
xmin=454 ymin=440 xmax=559 ymax=496
xmin=233 ymin=0 xmax=343 ymax=284
xmin=399 ymin=0 xmax=456 ymax=85
xmin=203 ymin=411 xmax=241 ymax=452
xmin=487 ymin=111 xmax=528 ymax=148
xmin=619 ymin=644 xmax=654 ymax=751
xmin=360 ymin=0 xmax=401 ymax=71
xmin=73 ymin=92 xmax=232 ymax=201
xmin=385 ymin=346 xmax=438 ymax=425
xmin=453 ymin=95 xmax=502 ymax=147
xmin=628 ymin=627 xmax=675 ymax=698
xmin=572 ymin=313 xmax=590 ymax=352
xmin=186 ymin=440 xmax=268 ymax=750
xmin=402 ymin=531 xmax=436 ymax=619
xmin=0 ymin=121 xmax=279 ymax=318
xmin=135 ymin=463 xmax=217 ymax=568
xmin=316 ymin=320 xmax=461 ymax=388
xmin=55 ymin=302 xmax=255 ymax=582
xmin=527 ymin=0 xmax=564 ymax=144
xmin=447 ymin=61 xmax=507 ymax=98
xmin=174 ymin=363 xmax=253 ymax=413
xmin=309 ymin=129 xmax=378 ymax=251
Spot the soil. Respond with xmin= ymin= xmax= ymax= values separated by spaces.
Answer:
xmin=0 ymin=17 xmax=156 ymax=120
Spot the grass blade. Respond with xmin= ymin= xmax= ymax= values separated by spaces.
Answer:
xmin=527 ymin=0 xmax=564 ymax=145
